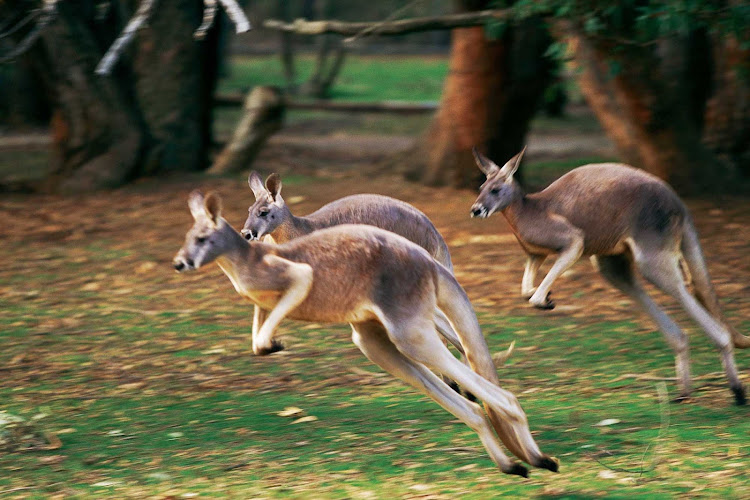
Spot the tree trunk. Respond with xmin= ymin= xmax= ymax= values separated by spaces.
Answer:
xmin=35 ymin=0 xmax=144 ymax=193
xmin=130 ymin=0 xmax=217 ymax=175
xmin=565 ymin=23 xmax=748 ymax=192
xmin=406 ymin=8 xmax=551 ymax=188
xmin=3 ymin=0 xmax=223 ymax=192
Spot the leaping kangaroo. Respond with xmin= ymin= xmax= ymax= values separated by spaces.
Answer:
xmin=470 ymin=148 xmax=748 ymax=405
xmin=173 ymin=190 xmax=558 ymax=477
xmin=242 ymin=172 xmax=465 ymax=364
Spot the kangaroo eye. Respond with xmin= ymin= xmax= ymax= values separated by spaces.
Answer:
xmin=258 ymin=209 xmax=269 ymax=217
xmin=490 ymin=188 xmax=500 ymax=195
xmin=196 ymin=237 xmax=206 ymax=244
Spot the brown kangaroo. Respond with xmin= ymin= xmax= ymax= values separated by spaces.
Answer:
xmin=470 ymin=148 xmax=748 ymax=405
xmin=173 ymin=190 xmax=558 ymax=477
xmin=242 ymin=172 xmax=468 ymax=379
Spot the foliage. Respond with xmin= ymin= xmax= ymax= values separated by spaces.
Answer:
xmin=509 ymin=0 xmax=750 ymax=48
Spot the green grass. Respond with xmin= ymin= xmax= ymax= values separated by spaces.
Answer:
xmin=219 ymin=55 xmax=448 ymax=102
xmin=1 ymin=250 xmax=748 ymax=498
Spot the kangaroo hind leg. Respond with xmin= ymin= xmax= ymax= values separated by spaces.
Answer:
xmin=381 ymin=314 xmax=555 ymax=471
xmin=595 ymin=254 xmax=692 ymax=401
xmin=632 ymin=246 xmax=745 ymax=405
xmin=350 ymin=321 xmax=527 ymax=477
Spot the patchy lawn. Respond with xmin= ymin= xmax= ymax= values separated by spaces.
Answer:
xmin=1 ymin=169 xmax=748 ymax=498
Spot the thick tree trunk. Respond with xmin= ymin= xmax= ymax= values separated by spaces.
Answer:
xmin=2 ymin=0 xmax=222 ymax=192
xmin=406 ymin=16 xmax=551 ymax=188
xmin=36 ymin=1 xmax=144 ymax=193
xmin=130 ymin=0 xmax=216 ymax=174
xmin=565 ymin=24 xmax=748 ymax=192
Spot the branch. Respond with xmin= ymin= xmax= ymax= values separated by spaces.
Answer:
xmin=194 ymin=0 xmax=218 ymax=40
xmin=263 ymin=9 xmax=512 ymax=37
xmin=217 ymin=0 xmax=251 ymax=34
xmin=95 ymin=0 xmax=157 ymax=75
xmin=0 ymin=0 xmax=58 ymax=64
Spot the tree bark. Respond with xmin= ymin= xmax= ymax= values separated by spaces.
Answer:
xmin=563 ymin=20 xmax=749 ymax=192
xmin=406 ymin=12 xmax=552 ymax=188
xmin=130 ymin=0 xmax=217 ymax=174
xmin=35 ymin=0 xmax=144 ymax=193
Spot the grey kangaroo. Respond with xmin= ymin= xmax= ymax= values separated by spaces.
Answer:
xmin=173 ymin=190 xmax=558 ymax=476
xmin=242 ymin=172 xmax=466 ymax=362
xmin=470 ymin=147 xmax=749 ymax=405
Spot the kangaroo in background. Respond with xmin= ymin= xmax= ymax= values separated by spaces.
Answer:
xmin=242 ymin=172 xmax=467 ymax=366
xmin=470 ymin=148 xmax=749 ymax=405
xmin=173 ymin=190 xmax=559 ymax=477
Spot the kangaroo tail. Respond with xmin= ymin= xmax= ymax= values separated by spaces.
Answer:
xmin=435 ymin=265 xmax=556 ymax=470
xmin=681 ymin=217 xmax=750 ymax=349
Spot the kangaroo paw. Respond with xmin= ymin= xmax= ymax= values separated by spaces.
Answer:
xmin=255 ymin=340 xmax=285 ymax=356
xmin=531 ymin=292 xmax=555 ymax=310
xmin=732 ymin=385 xmax=747 ymax=406
xmin=504 ymin=462 xmax=529 ymax=478
xmin=536 ymin=455 xmax=560 ymax=473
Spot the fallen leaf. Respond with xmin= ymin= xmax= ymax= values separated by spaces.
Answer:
xmin=292 ymin=416 xmax=318 ymax=424
xmin=277 ymin=407 xmax=305 ymax=418
xmin=593 ymin=419 xmax=621 ymax=427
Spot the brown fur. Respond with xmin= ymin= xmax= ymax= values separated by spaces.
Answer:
xmin=173 ymin=190 xmax=559 ymax=475
xmin=471 ymin=149 xmax=747 ymax=404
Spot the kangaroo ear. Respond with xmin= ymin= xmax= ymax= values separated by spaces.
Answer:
xmin=265 ymin=173 xmax=282 ymax=202
xmin=500 ymin=146 xmax=526 ymax=179
xmin=204 ymin=191 xmax=223 ymax=226
xmin=472 ymin=147 xmax=501 ymax=176
xmin=248 ymin=171 xmax=268 ymax=200
xmin=188 ymin=190 xmax=206 ymax=220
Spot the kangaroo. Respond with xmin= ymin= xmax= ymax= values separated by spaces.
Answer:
xmin=242 ymin=172 xmax=465 ymax=364
xmin=470 ymin=147 xmax=749 ymax=405
xmin=173 ymin=190 xmax=558 ymax=477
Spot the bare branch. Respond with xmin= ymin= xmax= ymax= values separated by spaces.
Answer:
xmin=95 ymin=0 xmax=157 ymax=75
xmin=217 ymin=0 xmax=251 ymax=34
xmin=0 ymin=9 xmax=40 ymax=41
xmin=263 ymin=9 xmax=512 ymax=37
xmin=194 ymin=0 xmax=218 ymax=40
xmin=0 ymin=0 xmax=58 ymax=64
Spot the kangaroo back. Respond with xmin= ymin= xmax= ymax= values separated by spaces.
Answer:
xmin=681 ymin=217 xmax=750 ymax=348
xmin=309 ymin=194 xmax=454 ymax=271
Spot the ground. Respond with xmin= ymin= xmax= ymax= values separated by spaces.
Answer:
xmin=1 ymin=144 xmax=749 ymax=497
xmin=1 ymin=55 xmax=749 ymax=497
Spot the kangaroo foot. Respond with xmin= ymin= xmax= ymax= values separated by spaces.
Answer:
xmin=731 ymin=385 xmax=747 ymax=406
xmin=504 ymin=462 xmax=529 ymax=478
xmin=255 ymin=340 xmax=285 ymax=356
xmin=536 ymin=455 xmax=560 ymax=473
xmin=530 ymin=292 xmax=555 ymax=310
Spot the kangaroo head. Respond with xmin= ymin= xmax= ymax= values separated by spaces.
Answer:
xmin=242 ymin=172 xmax=286 ymax=241
xmin=470 ymin=147 xmax=525 ymax=218
xmin=173 ymin=190 xmax=228 ymax=272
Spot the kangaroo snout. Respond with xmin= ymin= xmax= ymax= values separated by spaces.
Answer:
xmin=241 ymin=228 xmax=258 ymax=241
xmin=471 ymin=205 xmax=488 ymax=218
xmin=172 ymin=256 xmax=194 ymax=272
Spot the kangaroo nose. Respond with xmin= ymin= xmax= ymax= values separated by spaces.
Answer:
xmin=174 ymin=261 xmax=185 ymax=271
xmin=242 ymin=229 xmax=256 ymax=241
xmin=471 ymin=207 xmax=483 ymax=217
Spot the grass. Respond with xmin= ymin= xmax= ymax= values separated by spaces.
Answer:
xmin=1 ymin=230 xmax=748 ymax=497
xmin=218 ymin=55 xmax=449 ymax=102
